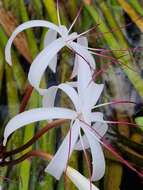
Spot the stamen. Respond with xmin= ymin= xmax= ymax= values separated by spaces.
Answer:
xmin=87 ymin=47 xmax=143 ymax=53
xmin=67 ymin=24 xmax=100 ymax=43
xmin=92 ymin=60 xmax=112 ymax=79
xmin=105 ymin=120 xmax=140 ymax=128
xmin=57 ymin=0 xmax=61 ymax=26
xmin=90 ymin=52 xmax=139 ymax=81
xmin=80 ymin=120 xmax=143 ymax=178
xmin=86 ymin=15 xmax=143 ymax=39
xmin=68 ymin=5 xmax=83 ymax=33
xmin=69 ymin=47 xmax=94 ymax=71
xmin=93 ymin=100 xmax=137 ymax=109
xmin=76 ymin=24 xmax=100 ymax=39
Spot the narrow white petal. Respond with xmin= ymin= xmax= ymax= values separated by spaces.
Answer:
xmin=74 ymin=135 xmax=89 ymax=150
xmin=90 ymin=112 xmax=108 ymax=138
xmin=72 ymin=38 xmax=103 ymax=113
xmin=43 ymin=83 xmax=79 ymax=111
xmin=44 ymin=29 xmax=57 ymax=47
xmin=5 ymin=20 xmax=60 ymax=65
xmin=58 ymin=83 xmax=79 ymax=111
xmin=70 ymin=41 xmax=95 ymax=74
xmin=77 ymin=38 xmax=92 ymax=99
xmin=70 ymin=54 xmax=78 ymax=79
xmin=82 ymin=125 xmax=105 ymax=181
xmin=44 ymin=29 xmax=58 ymax=72
xmin=45 ymin=120 xmax=79 ymax=179
xmin=92 ymin=122 xmax=108 ymax=138
xmin=86 ymin=83 xmax=104 ymax=109
xmin=42 ymin=86 xmax=58 ymax=107
xmin=73 ymin=37 xmax=97 ymax=113
xmin=66 ymin=167 xmax=100 ymax=190
xmin=74 ymin=112 xmax=107 ymax=150
xmin=67 ymin=82 xmax=77 ymax=88
xmin=3 ymin=107 xmax=76 ymax=146
xmin=28 ymin=38 xmax=65 ymax=95
xmin=90 ymin=112 xmax=104 ymax=122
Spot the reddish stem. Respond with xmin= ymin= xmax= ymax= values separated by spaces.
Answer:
xmin=0 ymin=150 xmax=52 ymax=166
xmin=19 ymin=85 xmax=33 ymax=113
xmin=3 ymin=119 xmax=67 ymax=158
xmin=80 ymin=120 xmax=143 ymax=178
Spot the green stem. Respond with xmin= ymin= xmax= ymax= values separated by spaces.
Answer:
xmin=0 ymin=46 xmax=4 ymax=95
xmin=127 ymin=0 xmax=143 ymax=17
xmin=68 ymin=0 xmax=78 ymax=19
xmin=104 ymin=160 xmax=123 ymax=190
xmin=19 ymin=0 xmax=38 ymax=58
xmin=31 ymin=0 xmax=43 ymax=19
xmin=36 ymin=83 xmax=56 ymax=190
xmin=43 ymin=0 xmax=58 ymax=24
xmin=19 ymin=90 xmax=39 ymax=190
xmin=98 ymin=0 xmax=128 ymax=47
xmin=2 ymin=0 xmax=20 ymax=19
xmin=0 ymin=46 xmax=5 ymax=188
xmin=0 ymin=27 xmax=26 ymax=94
xmin=5 ymin=62 xmax=20 ymax=190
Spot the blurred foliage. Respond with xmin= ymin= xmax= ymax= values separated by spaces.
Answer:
xmin=0 ymin=0 xmax=143 ymax=189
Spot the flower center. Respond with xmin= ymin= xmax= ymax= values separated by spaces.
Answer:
xmin=58 ymin=25 xmax=78 ymax=43
xmin=76 ymin=112 xmax=83 ymax=120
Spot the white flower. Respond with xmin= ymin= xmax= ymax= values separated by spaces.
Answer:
xmin=43 ymin=37 xmax=108 ymax=181
xmin=66 ymin=166 xmax=99 ymax=190
xmin=5 ymin=19 xmax=95 ymax=95
xmin=3 ymin=37 xmax=107 ymax=182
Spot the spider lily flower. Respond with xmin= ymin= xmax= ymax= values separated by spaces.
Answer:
xmin=3 ymin=37 xmax=107 ymax=181
xmin=42 ymin=37 xmax=108 ymax=181
xmin=5 ymin=20 xmax=95 ymax=95
xmin=66 ymin=166 xmax=99 ymax=190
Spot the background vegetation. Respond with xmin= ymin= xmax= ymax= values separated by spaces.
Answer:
xmin=0 ymin=0 xmax=143 ymax=189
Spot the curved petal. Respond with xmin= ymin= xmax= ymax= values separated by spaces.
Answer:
xmin=67 ymin=82 xmax=77 ymax=88
xmin=69 ymin=41 xmax=95 ymax=76
xmin=86 ymin=83 xmax=104 ymax=109
xmin=42 ymin=83 xmax=79 ymax=111
xmin=92 ymin=122 xmax=108 ymax=139
xmin=82 ymin=124 xmax=105 ymax=181
xmin=90 ymin=112 xmax=104 ymax=122
xmin=66 ymin=166 xmax=100 ymax=190
xmin=77 ymin=38 xmax=91 ymax=83
xmin=58 ymin=83 xmax=79 ymax=111
xmin=77 ymin=38 xmax=92 ymax=103
xmin=28 ymin=38 xmax=65 ymax=95
xmin=71 ymin=37 xmax=94 ymax=97
xmin=74 ymin=135 xmax=89 ymax=150
xmin=90 ymin=112 xmax=108 ymax=138
xmin=70 ymin=53 xmax=78 ymax=79
xmin=45 ymin=120 xmax=79 ymax=179
xmin=72 ymin=37 xmax=103 ymax=112
xmin=42 ymin=86 xmax=58 ymax=107
xmin=5 ymin=20 xmax=60 ymax=65
xmin=44 ymin=29 xmax=58 ymax=47
xmin=44 ymin=29 xmax=58 ymax=72
xmin=74 ymin=112 xmax=108 ymax=150
xmin=3 ymin=107 xmax=76 ymax=146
